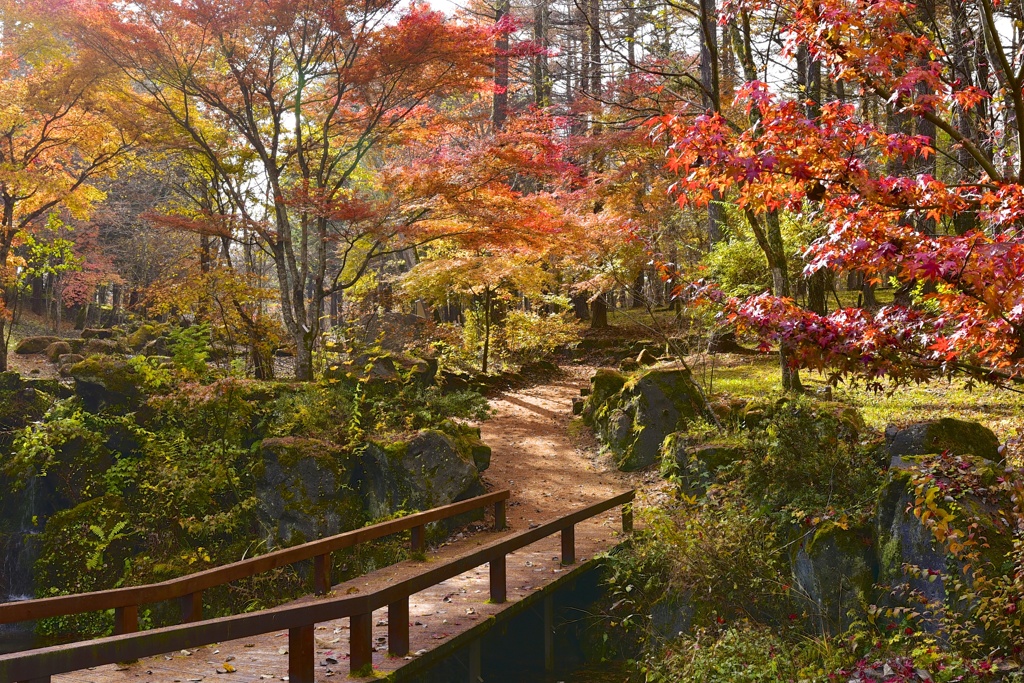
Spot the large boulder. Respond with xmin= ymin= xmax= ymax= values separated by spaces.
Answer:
xmin=584 ymin=366 xmax=712 ymax=471
xmin=874 ymin=453 xmax=1014 ymax=634
xmin=256 ymin=437 xmax=365 ymax=547
xmin=359 ymin=429 xmax=486 ymax=521
xmin=791 ymin=521 xmax=877 ymax=634
xmin=67 ymin=357 xmax=143 ymax=411
xmin=885 ymin=418 xmax=1001 ymax=463
xmin=14 ymin=336 xmax=59 ymax=355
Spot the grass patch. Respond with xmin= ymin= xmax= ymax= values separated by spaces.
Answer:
xmin=701 ymin=354 xmax=1024 ymax=463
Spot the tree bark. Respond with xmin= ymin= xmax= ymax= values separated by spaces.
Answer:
xmin=590 ymin=293 xmax=608 ymax=329
xmin=493 ymin=0 xmax=511 ymax=129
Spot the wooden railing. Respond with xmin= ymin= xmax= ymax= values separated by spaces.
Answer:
xmin=0 ymin=490 xmax=510 ymax=636
xmin=0 ymin=490 xmax=634 ymax=683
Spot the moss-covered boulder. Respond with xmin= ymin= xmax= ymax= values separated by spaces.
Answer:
xmin=68 ymin=357 xmax=143 ymax=412
xmin=661 ymin=433 xmax=745 ymax=496
xmin=126 ymin=324 xmax=166 ymax=352
xmin=791 ymin=521 xmax=877 ymax=633
xmin=885 ymin=418 xmax=1001 ymax=463
xmin=82 ymin=338 xmax=123 ymax=357
xmin=14 ymin=336 xmax=59 ymax=355
xmin=359 ymin=429 xmax=486 ymax=521
xmin=44 ymin=341 xmax=72 ymax=363
xmin=581 ymin=369 xmax=627 ymax=427
xmin=875 ymin=453 xmax=1014 ymax=634
xmin=256 ymin=437 xmax=365 ymax=547
xmin=0 ymin=372 xmax=52 ymax=447
xmin=57 ymin=354 xmax=85 ymax=376
xmin=585 ymin=366 xmax=712 ymax=471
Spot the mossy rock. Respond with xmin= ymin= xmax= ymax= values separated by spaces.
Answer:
xmin=608 ymin=367 xmax=712 ymax=471
xmin=45 ymin=341 xmax=72 ymax=363
xmin=661 ymin=433 xmax=745 ymax=495
xmin=126 ymin=324 xmax=166 ymax=352
xmin=874 ymin=454 xmax=1015 ymax=636
xmin=68 ymin=357 xmax=144 ymax=412
xmin=0 ymin=374 xmax=53 ymax=446
xmin=256 ymin=437 xmax=365 ymax=548
xmin=791 ymin=521 xmax=877 ymax=634
xmin=14 ymin=336 xmax=60 ymax=355
xmin=885 ymin=418 xmax=1001 ymax=462
xmin=581 ymin=368 xmax=627 ymax=428
xmin=359 ymin=430 xmax=485 ymax=523
xmin=35 ymin=495 xmax=132 ymax=607
xmin=82 ymin=338 xmax=123 ymax=356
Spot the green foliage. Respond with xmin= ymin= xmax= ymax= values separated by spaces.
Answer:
xmin=639 ymin=622 xmax=838 ymax=683
xmin=741 ymin=395 xmax=881 ymax=524
xmin=496 ymin=308 xmax=581 ymax=366
xmin=167 ymin=323 xmax=212 ymax=376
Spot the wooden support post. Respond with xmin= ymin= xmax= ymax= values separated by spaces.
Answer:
xmin=388 ymin=598 xmax=410 ymax=657
xmin=411 ymin=525 xmax=425 ymax=553
xmin=561 ymin=525 xmax=576 ymax=565
xmin=489 ymin=555 xmax=506 ymax=604
xmin=350 ymin=611 xmax=373 ymax=675
xmin=114 ymin=604 xmax=138 ymax=635
xmin=288 ymin=625 xmax=315 ymax=683
xmin=622 ymin=503 xmax=634 ymax=533
xmin=544 ymin=594 xmax=555 ymax=672
xmin=468 ymin=639 xmax=482 ymax=682
xmin=314 ymin=552 xmax=332 ymax=595
xmin=494 ymin=499 xmax=507 ymax=531
xmin=178 ymin=590 xmax=202 ymax=623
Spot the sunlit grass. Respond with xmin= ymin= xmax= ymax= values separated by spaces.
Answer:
xmin=697 ymin=353 xmax=1024 ymax=461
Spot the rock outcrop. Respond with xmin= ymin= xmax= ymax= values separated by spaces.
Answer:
xmin=583 ymin=366 xmax=712 ymax=470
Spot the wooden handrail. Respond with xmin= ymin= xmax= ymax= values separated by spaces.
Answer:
xmin=0 ymin=489 xmax=510 ymax=630
xmin=0 ymin=489 xmax=635 ymax=683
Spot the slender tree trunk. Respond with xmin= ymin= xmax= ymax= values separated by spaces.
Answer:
xmin=0 ymin=317 xmax=7 ymax=372
xmin=493 ymin=0 xmax=511 ymax=129
xmin=532 ymin=0 xmax=550 ymax=106
xmin=482 ymin=285 xmax=492 ymax=373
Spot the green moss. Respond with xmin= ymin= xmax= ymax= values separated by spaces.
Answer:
xmin=583 ymin=368 xmax=627 ymax=427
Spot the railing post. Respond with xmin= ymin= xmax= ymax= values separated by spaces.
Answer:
xmin=544 ymin=594 xmax=555 ymax=671
xmin=388 ymin=597 xmax=410 ymax=657
xmin=469 ymin=640 xmax=482 ymax=682
xmin=561 ymin=525 xmax=576 ymax=565
xmin=179 ymin=590 xmax=202 ymax=623
xmin=489 ymin=554 xmax=506 ymax=604
xmin=494 ymin=499 xmax=507 ymax=531
xmin=411 ymin=524 xmax=425 ymax=553
xmin=350 ymin=611 xmax=373 ymax=675
xmin=288 ymin=624 xmax=315 ymax=683
xmin=114 ymin=604 xmax=138 ymax=635
xmin=314 ymin=552 xmax=332 ymax=595
xmin=622 ymin=502 xmax=634 ymax=533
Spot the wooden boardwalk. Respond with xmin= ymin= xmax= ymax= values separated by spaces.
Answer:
xmin=3 ymin=493 xmax=633 ymax=683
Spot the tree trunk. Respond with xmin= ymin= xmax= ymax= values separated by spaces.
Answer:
xmin=532 ymin=0 xmax=550 ymax=106
xmin=493 ymin=0 xmax=511 ymax=129
xmin=0 ymin=317 xmax=7 ymax=372
xmin=481 ymin=286 xmax=492 ymax=374
xmin=590 ymin=293 xmax=608 ymax=329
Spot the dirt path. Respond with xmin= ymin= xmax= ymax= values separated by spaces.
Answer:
xmin=478 ymin=365 xmax=634 ymax=530
xmin=45 ymin=368 xmax=637 ymax=683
